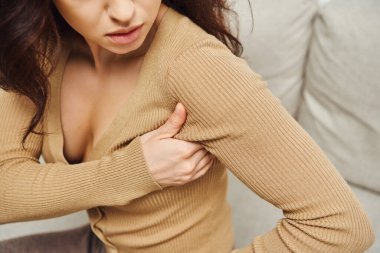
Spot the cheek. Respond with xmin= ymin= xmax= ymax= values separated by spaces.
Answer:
xmin=55 ymin=3 xmax=103 ymax=36
xmin=140 ymin=0 xmax=162 ymax=18
xmin=68 ymin=14 xmax=99 ymax=36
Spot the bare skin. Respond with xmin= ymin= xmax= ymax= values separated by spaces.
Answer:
xmin=57 ymin=1 xmax=214 ymax=188
xmin=140 ymin=103 xmax=216 ymax=187
xmin=60 ymin=59 xmax=214 ymax=187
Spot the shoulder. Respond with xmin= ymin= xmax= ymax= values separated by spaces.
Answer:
xmin=159 ymin=8 xmax=243 ymax=66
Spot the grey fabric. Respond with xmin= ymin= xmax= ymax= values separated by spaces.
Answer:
xmin=0 ymin=224 xmax=105 ymax=253
xmin=295 ymin=0 xmax=380 ymax=251
xmin=228 ymin=168 xmax=380 ymax=253
xmin=297 ymin=0 xmax=380 ymax=193
xmin=227 ymin=171 xmax=281 ymax=248
xmin=232 ymin=0 xmax=317 ymax=116
xmin=228 ymin=1 xmax=379 ymax=252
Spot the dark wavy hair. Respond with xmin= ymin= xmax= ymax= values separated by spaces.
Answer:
xmin=0 ymin=0 xmax=253 ymax=148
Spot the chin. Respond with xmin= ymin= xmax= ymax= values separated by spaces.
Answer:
xmin=105 ymin=35 xmax=146 ymax=55
xmin=104 ymin=42 xmax=139 ymax=55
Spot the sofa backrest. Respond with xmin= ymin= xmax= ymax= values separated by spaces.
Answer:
xmin=235 ymin=0 xmax=380 ymax=192
xmin=233 ymin=0 xmax=317 ymax=116
xmin=297 ymin=0 xmax=380 ymax=192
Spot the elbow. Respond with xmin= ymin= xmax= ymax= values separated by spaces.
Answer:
xmin=342 ymin=210 xmax=375 ymax=252
xmin=324 ymin=203 xmax=376 ymax=253
xmin=285 ymin=206 xmax=376 ymax=252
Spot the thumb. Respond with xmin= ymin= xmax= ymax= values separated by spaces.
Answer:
xmin=156 ymin=103 xmax=187 ymax=139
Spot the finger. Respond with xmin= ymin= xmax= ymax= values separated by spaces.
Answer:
xmin=191 ymin=152 xmax=213 ymax=175
xmin=191 ymin=156 xmax=214 ymax=181
xmin=177 ymin=141 xmax=207 ymax=158
xmin=155 ymin=103 xmax=186 ymax=139
xmin=187 ymin=148 xmax=209 ymax=165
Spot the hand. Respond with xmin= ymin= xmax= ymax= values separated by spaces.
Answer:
xmin=140 ymin=102 xmax=215 ymax=188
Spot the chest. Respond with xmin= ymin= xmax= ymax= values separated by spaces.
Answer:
xmin=59 ymin=57 xmax=142 ymax=164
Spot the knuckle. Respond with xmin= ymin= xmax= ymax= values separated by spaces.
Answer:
xmin=183 ymin=162 xmax=195 ymax=174
xmin=176 ymin=146 xmax=189 ymax=158
xmin=180 ymin=145 xmax=190 ymax=155
xmin=173 ymin=181 xmax=182 ymax=186
xmin=200 ymin=168 xmax=208 ymax=176
xmin=183 ymin=146 xmax=194 ymax=157
xmin=188 ymin=142 xmax=200 ymax=151
xmin=182 ymin=174 xmax=193 ymax=182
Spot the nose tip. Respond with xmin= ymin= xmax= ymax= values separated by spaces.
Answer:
xmin=107 ymin=1 xmax=134 ymax=23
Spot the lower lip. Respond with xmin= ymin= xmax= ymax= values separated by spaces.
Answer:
xmin=106 ymin=25 xmax=143 ymax=44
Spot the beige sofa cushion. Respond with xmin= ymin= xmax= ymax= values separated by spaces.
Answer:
xmin=297 ymin=0 xmax=380 ymax=192
xmin=233 ymin=0 xmax=317 ymax=116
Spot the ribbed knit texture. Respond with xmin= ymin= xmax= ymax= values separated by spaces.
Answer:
xmin=0 ymin=7 xmax=375 ymax=253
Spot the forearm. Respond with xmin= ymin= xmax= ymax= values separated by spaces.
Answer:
xmin=0 ymin=136 xmax=162 ymax=224
xmin=0 ymin=90 xmax=162 ymax=224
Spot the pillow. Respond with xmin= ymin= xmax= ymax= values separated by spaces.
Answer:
xmin=297 ymin=0 xmax=380 ymax=192
xmin=232 ymin=0 xmax=317 ymax=116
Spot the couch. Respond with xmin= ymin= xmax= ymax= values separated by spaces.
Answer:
xmin=228 ymin=0 xmax=379 ymax=252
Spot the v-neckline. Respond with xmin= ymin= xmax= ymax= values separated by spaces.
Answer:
xmin=56 ymin=46 xmax=145 ymax=165
xmin=50 ymin=7 xmax=173 ymax=165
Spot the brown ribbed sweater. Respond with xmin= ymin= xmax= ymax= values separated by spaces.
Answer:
xmin=0 ymin=7 xmax=375 ymax=253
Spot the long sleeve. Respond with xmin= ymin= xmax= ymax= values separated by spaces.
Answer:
xmin=167 ymin=40 xmax=375 ymax=253
xmin=0 ymin=89 xmax=162 ymax=224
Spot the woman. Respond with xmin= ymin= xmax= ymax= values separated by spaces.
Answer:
xmin=0 ymin=0 xmax=375 ymax=252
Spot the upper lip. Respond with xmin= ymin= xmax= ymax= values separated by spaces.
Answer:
xmin=106 ymin=24 xmax=143 ymax=35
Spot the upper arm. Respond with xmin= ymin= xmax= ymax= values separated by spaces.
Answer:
xmin=166 ymin=40 xmax=375 ymax=252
